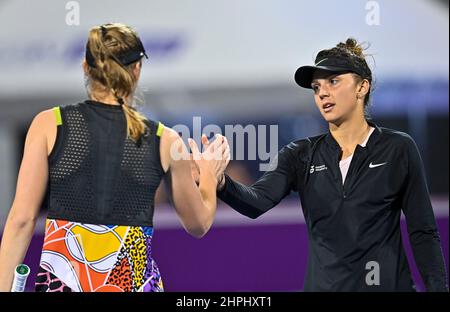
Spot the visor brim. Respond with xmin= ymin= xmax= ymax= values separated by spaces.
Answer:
xmin=294 ymin=65 xmax=352 ymax=89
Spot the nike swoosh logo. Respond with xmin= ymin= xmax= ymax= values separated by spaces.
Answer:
xmin=315 ymin=58 xmax=328 ymax=66
xmin=369 ymin=162 xmax=387 ymax=168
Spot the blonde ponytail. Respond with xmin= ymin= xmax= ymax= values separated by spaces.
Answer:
xmin=85 ymin=23 xmax=148 ymax=142
xmin=122 ymin=105 xmax=148 ymax=142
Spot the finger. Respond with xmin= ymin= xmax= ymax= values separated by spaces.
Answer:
xmin=190 ymin=154 xmax=199 ymax=169
xmin=216 ymin=133 xmax=224 ymax=143
xmin=201 ymin=134 xmax=210 ymax=145
xmin=221 ymin=143 xmax=229 ymax=155
xmin=223 ymin=145 xmax=230 ymax=158
xmin=219 ymin=139 xmax=229 ymax=154
xmin=223 ymin=136 xmax=229 ymax=150
xmin=190 ymin=158 xmax=200 ymax=172
xmin=213 ymin=138 xmax=227 ymax=158
xmin=225 ymin=153 xmax=231 ymax=166
xmin=190 ymin=161 xmax=200 ymax=184
xmin=222 ymin=138 xmax=229 ymax=151
xmin=209 ymin=134 xmax=224 ymax=150
xmin=201 ymin=134 xmax=212 ymax=154
xmin=188 ymin=138 xmax=201 ymax=160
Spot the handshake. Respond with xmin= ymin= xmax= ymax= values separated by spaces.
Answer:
xmin=188 ymin=134 xmax=230 ymax=190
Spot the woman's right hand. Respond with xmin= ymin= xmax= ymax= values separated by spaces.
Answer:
xmin=188 ymin=134 xmax=230 ymax=186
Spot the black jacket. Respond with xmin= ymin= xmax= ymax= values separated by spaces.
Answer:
xmin=218 ymin=121 xmax=448 ymax=291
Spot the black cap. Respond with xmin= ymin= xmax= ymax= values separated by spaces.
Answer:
xmin=85 ymin=32 xmax=148 ymax=68
xmin=294 ymin=55 xmax=371 ymax=89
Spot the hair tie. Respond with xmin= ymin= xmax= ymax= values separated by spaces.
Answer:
xmin=100 ymin=25 xmax=107 ymax=38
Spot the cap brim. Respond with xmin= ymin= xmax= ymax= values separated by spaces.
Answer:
xmin=294 ymin=65 xmax=351 ymax=89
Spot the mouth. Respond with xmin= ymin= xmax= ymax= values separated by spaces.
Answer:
xmin=322 ymin=102 xmax=335 ymax=113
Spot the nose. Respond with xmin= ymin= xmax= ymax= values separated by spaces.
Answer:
xmin=318 ymin=86 xmax=330 ymax=100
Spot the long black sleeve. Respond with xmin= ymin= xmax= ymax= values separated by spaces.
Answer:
xmin=218 ymin=143 xmax=299 ymax=219
xmin=401 ymin=136 xmax=448 ymax=291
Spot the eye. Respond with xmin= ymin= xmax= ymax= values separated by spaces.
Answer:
xmin=330 ymin=78 xmax=339 ymax=85
xmin=312 ymin=84 xmax=319 ymax=93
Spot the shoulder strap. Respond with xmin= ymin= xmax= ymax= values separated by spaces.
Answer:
xmin=52 ymin=106 xmax=63 ymax=126
xmin=156 ymin=122 xmax=164 ymax=137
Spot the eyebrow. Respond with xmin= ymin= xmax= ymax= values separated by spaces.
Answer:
xmin=311 ymin=74 xmax=341 ymax=85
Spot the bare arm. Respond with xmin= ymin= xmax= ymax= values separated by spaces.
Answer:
xmin=0 ymin=110 xmax=54 ymax=291
xmin=160 ymin=128 xmax=229 ymax=238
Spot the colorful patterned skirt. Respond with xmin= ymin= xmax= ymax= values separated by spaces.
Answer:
xmin=35 ymin=218 xmax=164 ymax=292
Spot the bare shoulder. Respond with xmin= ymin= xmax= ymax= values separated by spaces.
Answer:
xmin=27 ymin=109 xmax=51 ymax=135
xmin=31 ymin=108 xmax=56 ymax=126
xmin=159 ymin=126 xmax=188 ymax=173
xmin=160 ymin=126 xmax=184 ymax=152
xmin=160 ymin=126 xmax=181 ymax=143
xmin=28 ymin=109 xmax=57 ymax=155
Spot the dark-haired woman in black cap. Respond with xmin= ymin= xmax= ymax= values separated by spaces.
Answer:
xmin=0 ymin=23 xmax=230 ymax=292
xmin=203 ymin=38 xmax=448 ymax=291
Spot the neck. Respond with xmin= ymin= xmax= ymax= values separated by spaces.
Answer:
xmin=329 ymin=112 xmax=370 ymax=150
xmin=89 ymin=92 xmax=127 ymax=106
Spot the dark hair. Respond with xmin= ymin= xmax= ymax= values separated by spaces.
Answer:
xmin=317 ymin=38 xmax=374 ymax=120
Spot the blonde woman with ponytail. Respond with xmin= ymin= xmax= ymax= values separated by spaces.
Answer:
xmin=0 ymin=23 xmax=230 ymax=292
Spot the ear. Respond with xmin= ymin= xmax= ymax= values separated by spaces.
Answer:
xmin=82 ymin=59 xmax=89 ymax=75
xmin=357 ymin=79 xmax=370 ymax=99
xmin=132 ymin=61 xmax=142 ymax=79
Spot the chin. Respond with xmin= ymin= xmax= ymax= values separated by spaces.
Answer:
xmin=322 ymin=113 xmax=338 ymax=122
xmin=323 ymin=113 xmax=345 ymax=126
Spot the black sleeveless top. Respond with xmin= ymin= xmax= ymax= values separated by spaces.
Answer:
xmin=45 ymin=100 xmax=165 ymax=227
